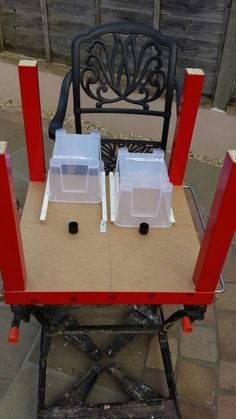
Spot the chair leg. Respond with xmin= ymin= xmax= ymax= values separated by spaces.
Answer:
xmin=53 ymin=364 xmax=102 ymax=407
xmin=64 ymin=315 xmax=103 ymax=361
xmin=106 ymin=362 xmax=163 ymax=401
xmin=37 ymin=329 xmax=52 ymax=412
xmin=106 ymin=308 xmax=150 ymax=357
xmin=157 ymin=305 xmax=182 ymax=419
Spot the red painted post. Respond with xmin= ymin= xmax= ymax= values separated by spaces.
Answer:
xmin=193 ymin=150 xmax=236 ymax=292
xmin=168 ymin=68 xmax=205 ymax=185
xmin=0 ymin=142 xmax=26 ymax=291
xmin=18 ymin=60 xmax=45 ymax=181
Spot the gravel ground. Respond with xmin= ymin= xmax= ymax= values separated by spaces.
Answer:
xmin=0 ymin=98 xmax=224 ymax=168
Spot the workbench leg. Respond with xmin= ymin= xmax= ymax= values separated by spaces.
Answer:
xmin=158 ymin=330 xmax=181 ymax=417
xmin=157 ymin=306 xmax=182 ymax=418
xmin=0 ymin=142 xmax=26 ymax=292
xmin=18 ymin=60 xmax=45 ymax=182
xmin=193 ymin=150 xmax=236 ymax=292
xmin=168 ymin=68 xmax=205 ymax=185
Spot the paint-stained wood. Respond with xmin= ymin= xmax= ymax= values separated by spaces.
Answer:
xmin=38 ymin=399 xmax=178 ymax=418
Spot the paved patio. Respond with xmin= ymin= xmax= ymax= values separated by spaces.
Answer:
xmin=0 ymin=103 xmax=236 ymax=419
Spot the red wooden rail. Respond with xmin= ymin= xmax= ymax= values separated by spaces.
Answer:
xmin=193 ymin=150 xmax=236 ymax=292
xmin=18 ymin=60 xmax=45 ymax=182
xmin=0 ymin=142 xmax=26 ymax=291
xmin=168 ymin=68 xmax=205 ymax=185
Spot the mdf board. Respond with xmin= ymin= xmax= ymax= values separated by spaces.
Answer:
xmin=19 ymin=182 xmax=200 ymax=295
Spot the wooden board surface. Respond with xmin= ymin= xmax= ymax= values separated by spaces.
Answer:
xmin=20 ymin=182 xmax=200 ymax=293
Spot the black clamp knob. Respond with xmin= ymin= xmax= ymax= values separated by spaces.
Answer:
xmin=68 ymin=221 xmax=78 ymax=234
xmin=139 ymin=222 xmax=149 ymax=235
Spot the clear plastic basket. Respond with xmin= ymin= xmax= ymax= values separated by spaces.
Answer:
xmin=49 ymin=130 xmax=103 ymax=203
xmin=113 ymin=148 xmax=173 ymax=227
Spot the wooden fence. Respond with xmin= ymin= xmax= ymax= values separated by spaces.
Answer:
xmin=0 ymin=0 xmax=235 ymax=103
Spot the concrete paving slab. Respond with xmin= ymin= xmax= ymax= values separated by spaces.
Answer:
xmin=44 ymin=368 xmax=77 ymax=406
xmin=86 ymin=375 xmax=129 ymax=404
xmin=185 ymin=158 xmax=221 ymax=217
xmin=146 ymin=336 xmax=178 ymax=371
xmin=222 ymin=245 xmax=236 ymax=282
xmin=219 ymin=360 xmax=236 ymax=391
xmin=10 ymin=148 xmax=29 ymax=181
xmin=201 ymin=304 xmax=216 ymax=326
xmin=12 ymin=179 xmax=29 ymax=207
xmin=215 ymin=283 xmax=236 ymax=310
xmin=0 ymin=367 xmax=38 ymax=419
xmin=177 ymin=360 xmax=216 ymax=404
xmin=142 ymin=367 xmax=169 ymax=398
xmin=217 ymin=394 xmax=236 ymax=419
xmin=180 ymin=400 xmax=215 ymax=419
xmin=180 ymin=326 xmax=217 ymax=363
xmin=0 ymin=118 xmax=25 ymax=154
xmin=0 ymin=307 xmax=39 ymax=399
xmin=217 ymin=310 xmax=236 ymax=362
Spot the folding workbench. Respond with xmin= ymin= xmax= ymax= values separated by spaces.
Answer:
xmin=0 ymin=62 xmax=235 ymax=418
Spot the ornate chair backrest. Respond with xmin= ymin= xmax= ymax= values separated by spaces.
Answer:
xmin=71 ymin=22 xmax=177 ymax=170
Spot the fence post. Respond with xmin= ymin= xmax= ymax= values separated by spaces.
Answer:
xmin=212 ymin=0 xmax=236 ymax=111
xmin=39 ymin=0 xmax=51 ymax=62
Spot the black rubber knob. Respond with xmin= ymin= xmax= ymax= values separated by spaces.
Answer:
xmin=139 ymin=222 xmax=149 ymax=235
xmin=68 ymin=221 xmax=78 ymax=234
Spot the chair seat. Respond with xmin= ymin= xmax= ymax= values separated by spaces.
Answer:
xmin=101 ymin=137 xmax=162 ymax=172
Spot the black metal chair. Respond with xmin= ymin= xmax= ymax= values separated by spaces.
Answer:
xmin=49 ymin=21 xmax=180 ymax=173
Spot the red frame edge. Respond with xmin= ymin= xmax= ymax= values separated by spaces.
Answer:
xmin=168 ymin=68 xmax=205 ymax=185
xmin=0 ymin=142 xmax=26 ymax=291
xmin=18 ymin=60 xmax=45 ymax=182
xmin=193 ymin=150 xmax=236 ymax=292
xmin=4 ymin=291 xmax=214 ymax=305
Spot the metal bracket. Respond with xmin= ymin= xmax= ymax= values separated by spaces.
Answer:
xmin=109 ymin=172 xmax=116 ymax=222
xmin=100 ymin=171 xmax=107 ymax=232
xmin=40 ymin=172 xmax=50 ymax=222
xmin=170 ymin=207 xmax=175 ymax=224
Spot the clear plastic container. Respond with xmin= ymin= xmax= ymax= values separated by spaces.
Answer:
xmin=113 ymin=148 xmax=173 ymax=227
xmin=49 ymin=129 xmax=103 ymax=203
